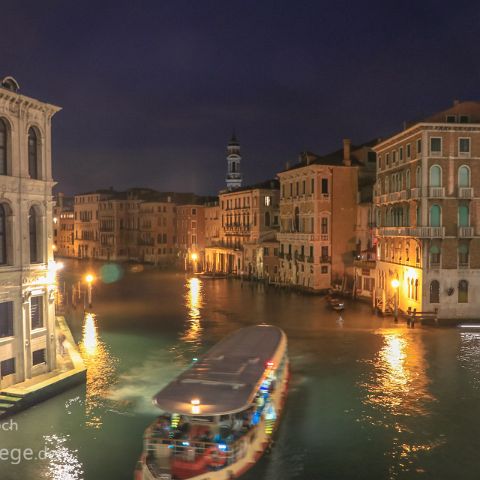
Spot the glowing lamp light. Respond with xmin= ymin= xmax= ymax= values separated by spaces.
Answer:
xmin=218 ymin=444 xmax=227 ymax=451
xmin=391 ymin=279 xmax=400 ymax=289
xmin=85 ymin=274 xmax=95 ymax=284
xmin=191 ymin=253 xmax=198 ymax=262
xmin=266 ymin=361 xmax=274 ymax=368
xmin=191 ymin=398 xmax=201 ymax=415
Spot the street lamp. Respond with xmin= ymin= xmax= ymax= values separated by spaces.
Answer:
xmin=391 ymin=278 xmax=400 ymax=322
xmin=85 ymin=274 xmax=95 ymax=308
xmin=191 ymin=252 xmax=198 ymax=273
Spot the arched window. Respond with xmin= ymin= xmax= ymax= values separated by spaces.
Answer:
xmin=28 ymin=128 xmax=39 ymax=179
xmin=265 ymin=211 xmax=271 ymax=227
xmin=0 ymin=204 xmax=6 ymax=264
xmin=406 ymin=170 xmax=411 ymax=189
xmin=459 ymin=242 xmax=469 ymax=267
xmin=430 ymin=280 xmax=440 ymax=303
xmin=415 ymin=279 xmax=419 ymax=300
xmin=430 ymin=205 xmax=441 ymax=227
xmin=29 ymin=207 xmax=40 ymax=263
xmin=458 ymin=280 xmax=468 ymax=303
xmin=231 ymin=162 xmax=236 ymax=173
xmin=430 ymin=244 xmax=441 ymax=267
xmin=429 ymin=165 xmax=442 ymax=187
xmin=416 ymin=166 xmax=422 ymax=187
xmin=458 ymin=165 xmax=470 ymax=187
xmin=458 ymin=205 xmax=469 ymax=227
xmin=294 ymin=207 xmax=299 ymax=232
xmin=0 ymin=118 xmax=7 ymax=176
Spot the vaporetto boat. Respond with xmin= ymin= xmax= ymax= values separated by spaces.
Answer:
xmin=135 ymin=325 xmax=289 ymax=480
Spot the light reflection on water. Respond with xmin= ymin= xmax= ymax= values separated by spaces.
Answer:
xmin=359 ymin=329 xmax=442 ymax=479
xmin=459 ymin=331 xmax=480 ymax=390
xmin=172 ymin=277 xmax=204 ymax=361
xmin=79 ymin=312 xmax=118 ymax=429
xmin=42 ymin=434 xmax=84 ymax=480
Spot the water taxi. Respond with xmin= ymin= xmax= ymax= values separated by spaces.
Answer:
xmin=135 ymin=325 xmax=289 ymax=480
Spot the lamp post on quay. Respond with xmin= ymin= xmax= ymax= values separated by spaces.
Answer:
xmin=85 ymin=274 xmax=95 ymax=309
xmin=391 ymin=278 xmax=399 ymax=322
xmin=191 ymin=252 xmax=198 ymax=273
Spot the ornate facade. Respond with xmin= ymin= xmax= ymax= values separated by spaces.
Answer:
xmin=0 ymin=76 xmax=61 ymax=388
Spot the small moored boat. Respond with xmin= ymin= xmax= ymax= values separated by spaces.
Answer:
xmin=135 ymin=325 xmax=289 ymax=480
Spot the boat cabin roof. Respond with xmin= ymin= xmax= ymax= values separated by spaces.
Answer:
xmin=153 ymin=325 xmax=286 ymax=416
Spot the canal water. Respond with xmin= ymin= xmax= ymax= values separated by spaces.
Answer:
xmin=2 ymin=260 xmax=480 ymax=480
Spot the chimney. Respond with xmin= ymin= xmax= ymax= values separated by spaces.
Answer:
xmin=343 ymin=139 xmax=351 ymax=166
xmin=285 ymin=161 xmax=290 ymax=170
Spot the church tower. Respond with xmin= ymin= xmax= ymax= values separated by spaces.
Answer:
xmin=226 ymin=132 xmax=243 ymax=190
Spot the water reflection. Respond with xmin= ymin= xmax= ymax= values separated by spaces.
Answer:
xmin=360 ymin=329 xmax=440 ymax=478
xmin=180 ymin=277 xmax=204 ymax=349
xmin=79 ymin=312 xmax=118 ymax=428
xmin=42 ymin=434 xmax=84 ymax=480
xmin=459 ymin=331 xmax=480 ymax=390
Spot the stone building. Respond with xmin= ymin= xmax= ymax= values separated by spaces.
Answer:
xmin=205 ymin=180 xmax=280 ymax=274
xmin=177 ymin=204 xmax=205 ymax=270
xmin=0 ymin=76 xmax=61 ymax=388
xmin=277 ymin=140 xmax=376 ymax=291
xmin=53 ymin=193 xmax=74 ymax=258
xmin=204 ymin=201 xmax=221 ymax=248
xmin=374 ymin=101 xmax=480 ymax=319
xmin=138 ymin=199 xmax=177 ymax=265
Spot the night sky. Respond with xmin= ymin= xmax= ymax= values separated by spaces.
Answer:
xmin=2 ymin=1 xmax=480 ymax=195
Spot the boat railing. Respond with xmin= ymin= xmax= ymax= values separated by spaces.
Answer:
xmin=144 ymin=421 xmax=261 ymax=468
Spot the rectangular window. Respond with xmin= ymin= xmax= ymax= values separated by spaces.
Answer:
xmin=191 ymin=220 xmax=197 ymax=229
xmin=32 ymin=349 xmax=46 ymax=366
xmin=406 ymin=144 xmax=411 ymax=159
xmin=321 ymin=217 xmax=328 ymax=234
xmin=264 ymin=247 xmax=269 ymax=256
xmin=321 ymin=266 xmax=328 ymax=274
xmin=446 ymin=115 xmax=456 ymax=123
xmin=1 ymin=358 xmax=15 ymax=377
xmin=191 ymin=208 xmax=196 ymax=215
xmin=0 ymin=301 xmax=13 ymax=338
xmin=459 ymin=138 xmax=470 ymax=155
xmin=309 ymin=246 xmax=314 ymax=258
xmin=393 ymin=150 xmax=397 ymax=163
xmin=30 ymin=296 xmax=43 ymax=330
xmin=321 ymin=179 xmax=329 ymax=194
xmin=417 ymin=139 xmax=422 ymax=155
xmin=302 ymin=181 xmax=306 ymax=194
xmin=459 ymin=115 xmax=469 ymax=123
xmin=311 ymin=178 xmax=314 ymax=194
xmin=191 ymin=235 xmax=197 ymax=245
xmin=399 ymin=147 xmax=403 ymax=161
xmin=321 ymin=246 xmax=329 ymax=258
xmin=430 ymin=137 xmax=442 ymax=155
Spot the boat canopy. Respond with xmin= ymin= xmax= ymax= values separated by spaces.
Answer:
xmin=153 ymin=325 xmax=286 ymax=416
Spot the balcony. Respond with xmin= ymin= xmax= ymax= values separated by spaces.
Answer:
xmin=277 ymin=232 xmax=321 ymax=242
xmin=295 ymin=253 xmax=305 ymax=262
xmin=429 ymin=187 xmax=445 ymax=198
xmin=320 ymin=256 xmax=331 ymax=263
xmin=459 ymin=187 xmax=474 ymax=199
xmin=375 ymin=226 xmax=445 ymax=238
xmin=410 ymin=188 xmax=421 ymax=199
xmin=307 ymin=256 xmax=314 ymax=263
xmin=354 ymin=259 xmax=376 ymax=269
xmin=459 ymin=226 xmax=474 ymax=238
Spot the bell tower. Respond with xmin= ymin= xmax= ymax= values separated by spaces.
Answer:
xmin=226 ymin=132 xmax=242 ymax=190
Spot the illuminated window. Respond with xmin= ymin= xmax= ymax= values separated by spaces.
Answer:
xmin=429 ymin=280 xmax=440 ymax=303
xmin=264 ymin=196 xmax=271 ymax=206
xmin=458 ymin=280 xmax=468 ymax=303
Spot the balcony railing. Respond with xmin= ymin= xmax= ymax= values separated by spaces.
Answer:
xmin=459 ymin=187 xmax=474 ymax=199
xmin=429 ymin=187 xmax=445 ymax=198
xmin=375 ymin=226 xmax=445 ymax=238
xmin=410 ymin=187 xmax=421 ymax=199
xmin=458 ymin=226 xmax=474 ymax=238
xmin=320 ymin=256 xmax=331 ymax=263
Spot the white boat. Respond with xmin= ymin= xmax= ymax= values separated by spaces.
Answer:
xmin=135 ymin=325 xmax=289 ymax=480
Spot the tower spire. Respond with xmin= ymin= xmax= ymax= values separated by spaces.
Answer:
xmin=226 ymin=132 xmax=242 ymax=190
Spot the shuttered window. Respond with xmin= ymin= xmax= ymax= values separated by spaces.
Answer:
xmin=0 ymin=301 xmax=13 ymax=337
xmin=31 ymin=296 xmax=43 ymax=330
